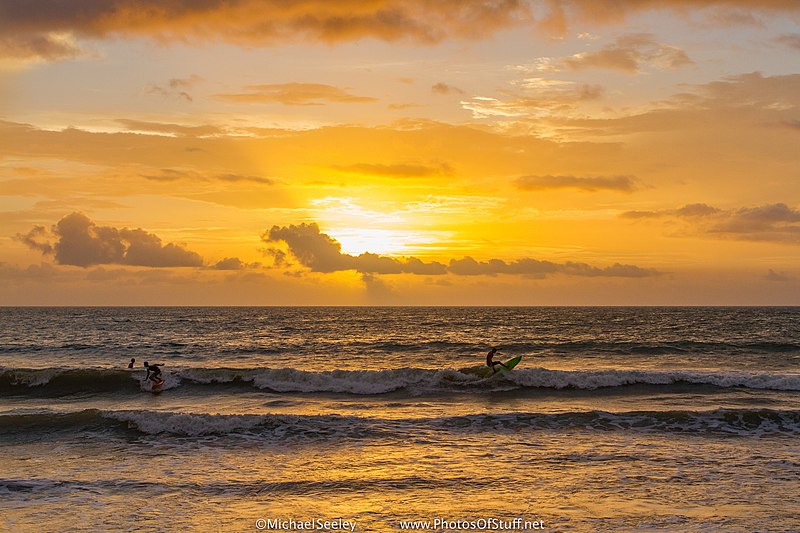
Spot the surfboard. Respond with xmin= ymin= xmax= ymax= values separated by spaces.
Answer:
xmin=459 ymin=355 xmax=523 ymax=378
xmin=141 ymin=379 xmax=165 ymax=393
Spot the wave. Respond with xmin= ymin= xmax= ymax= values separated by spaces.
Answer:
xmin=2 ymin=408 xmax=799 ymax=439
xmin=3 ymin=365 xmax=800 ymax=396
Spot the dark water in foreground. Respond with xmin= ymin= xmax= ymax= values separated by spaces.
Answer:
xmin=1 ymin=307 xmax=799 ymax=532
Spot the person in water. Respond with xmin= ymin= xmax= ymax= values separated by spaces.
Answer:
xmin=128 ymin=358 xmax=135 ymax=369
xmin=486 ymin=347 xmax=508 ymax=373
xmin=143 ymin=361 xmax=164 ymax=384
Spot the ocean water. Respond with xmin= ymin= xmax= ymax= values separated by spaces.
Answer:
xmin=1 ymin=307 xmax=799 ymax=532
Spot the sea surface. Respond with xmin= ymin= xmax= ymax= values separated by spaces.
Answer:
xmin=1 ymin=307 xmax=799 ymax=532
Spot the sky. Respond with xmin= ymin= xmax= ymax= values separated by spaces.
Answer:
xmin=1 ymin=0 xmax=800 ymax=305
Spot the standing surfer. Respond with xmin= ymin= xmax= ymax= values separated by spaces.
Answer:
xmin=486 ymin=347 xmax=508 ymax=373
xmin=143 ymin=361 xmax=165 ymax=384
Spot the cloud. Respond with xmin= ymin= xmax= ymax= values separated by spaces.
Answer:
xmin=620 ymin=203 xmax=721 ymax=219
xmin=0 ymin=0 xmax=534 ymax=61
xmin=777 ymin=34 xmax=800 ymax=50
xmin=449 ymin=256 xmax=656 ymax=278
xmin=263 ymin=222 xmax=659 ymax=278
xmin=141 ymin=168 xmax=274 ymax=185
xmin=16 ymin=212 xmax=204 ymax=267
xmin=432 ymin=82 xmax=465 ymax=95
xmin=212 ymin=257 xmax=245 ymax=270
xmin=215 ymin=83 xmax=377 ymax=106
xmin=765 ymin=269 xmax=791 ymax=282
xmin=143 ymin=75 xmax=203 ymax=102
xmin=116 ymin=119 xmax=225 ymax=137
xmin=4 ymin=1 xmax=800 ymax=63
xmin=332 ymin=162 xmax=453 ymax=178
xmin=560 ymin=33 xmax=693 ymax=73
xmin=620 ymin=203 xmax=800 ymax=244
xmin=515 ymin=174 xmax=638 ymax=192
xmin=15 ymin=225 xmax=53 ymax=255
xmin=0 ymin=33 xmax=81 ymax=64
xmin=263 ymin=222 xmax=447 ymax=275
xmin=462 ymin=79 xmax=604 ymax=119
xmin=542 ymin=72 xmax=800 ymax=140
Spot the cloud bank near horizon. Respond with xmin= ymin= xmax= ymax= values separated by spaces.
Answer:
xmin=263 ymin=222 xmax=659 ymax=278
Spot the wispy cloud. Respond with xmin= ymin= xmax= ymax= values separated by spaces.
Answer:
xmin=620 ymin=203 xmax=800 ymax=244
xmin=432 ymin=82 xmax=465 ymax=95
xmin=143 ymin=75 xmax=203 ymax=102
xmin=515 ymin=175 xmax=639 ymax=192
xmin=332 ymin=162 xmax=453 ymax=178
xmin=214 ymin=83 xmax=377 ymax=106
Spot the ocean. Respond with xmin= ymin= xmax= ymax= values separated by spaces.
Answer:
xmin=1 ymin=307 xmax=799 ymax=532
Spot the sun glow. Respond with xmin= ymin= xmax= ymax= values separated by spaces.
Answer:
xmin=331 ymin=228 xmax=427 ymax=256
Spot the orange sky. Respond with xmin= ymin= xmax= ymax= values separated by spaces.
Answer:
xmin=1 ymin=0 xmax=799 ymax=305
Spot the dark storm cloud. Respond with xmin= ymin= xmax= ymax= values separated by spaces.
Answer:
xmin=16 ymin=212 xmax=204 ymax=267
xmin=263 ymin=222 xmax=659 ymax=278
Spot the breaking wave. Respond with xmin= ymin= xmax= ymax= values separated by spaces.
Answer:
xmin=2 ymin=365 xmax=800 ymax=396
xmin=2 ymin=408 xmax=799 ymax=439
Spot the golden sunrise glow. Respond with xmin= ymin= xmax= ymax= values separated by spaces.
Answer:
xmin=0 ymin=1 xmax=799 ymax=304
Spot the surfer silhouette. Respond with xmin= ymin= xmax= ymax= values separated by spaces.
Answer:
xmin=128 ymin=358 xmax=135 ymax=369
xmin=486 ymin=347 xmax=508 ymax=373
xmin=143 ymin=361 xmax=164 ymax=384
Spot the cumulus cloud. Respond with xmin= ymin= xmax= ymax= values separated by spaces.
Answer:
xmin=263 ymin=223 xmax=447 ymax=275
xmin=214 ymin=83 xmax=377 ymax=105
xmin=515 ymin=174 xmax=638 ymax=192
xmin=263 ymin=222 xmax=659 ymax=278
xmin=620 ymin=202 xmax=800 ymax=244
xmin=560 ymin=33 xmax=693 ymax=73
xmin=432 ymin=82 xmax=465 ymax=95
xmin=212 ymin=257 xmax=246 ymax=270
xmin=16 ymin=212 xmax=204 ymax=267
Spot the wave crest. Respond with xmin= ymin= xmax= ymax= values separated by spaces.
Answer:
xmin=2 ymin=366 xmax=799 ymax=395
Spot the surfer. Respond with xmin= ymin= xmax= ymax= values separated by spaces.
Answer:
xmin=127 ymin=358 xmax=135 ymax=369
xmin=143 ymin=361 xmax=165 ymax=384
xmin=486 ymin=347 xmax=508 ymax=373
